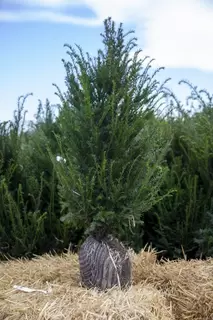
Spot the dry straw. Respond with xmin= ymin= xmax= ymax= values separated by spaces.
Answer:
xmin=0 ymin=246 xmax=213 ymax=319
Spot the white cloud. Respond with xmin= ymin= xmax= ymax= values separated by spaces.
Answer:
xmin=1 ymin=0 xmax=213 ymax=71
xmin=0 ymin=9 xmax=101 ymax=25
xmin=140 ymin=0 xmax=213 ymax=72
xmin=2 ymin=0 xmax=71 ymax=8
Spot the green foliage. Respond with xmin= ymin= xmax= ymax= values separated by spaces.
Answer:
xmin=51 ymin=17 xmax=172 ymax=242
xmin=0 ymin=96 xmax=71 ymax=258
xmin=1 ymin=17 xmax=213 ymax=260
xmin=0 ymin=177 xmax=47 ymax=257
xmin=144 ymin=81 xmax=213 ymax=259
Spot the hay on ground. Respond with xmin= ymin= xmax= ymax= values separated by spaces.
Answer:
xmin=0 ymin=247 xmax=212 ymax=319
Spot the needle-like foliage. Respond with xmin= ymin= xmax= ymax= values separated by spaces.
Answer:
xmin=51 ymin=17 xmax=171 ymax=241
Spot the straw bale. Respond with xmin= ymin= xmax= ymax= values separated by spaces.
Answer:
xmin=131 ymin=248 xmax=213 ymax=319
xmin=0 ymin=247 xmax=213 ymax=319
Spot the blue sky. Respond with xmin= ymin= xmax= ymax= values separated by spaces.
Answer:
xmin=1 ymin=0 xmax=213 ymax=122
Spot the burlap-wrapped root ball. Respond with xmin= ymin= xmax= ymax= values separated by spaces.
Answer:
xmin=78 ymin=235 xmax=132 ymax=291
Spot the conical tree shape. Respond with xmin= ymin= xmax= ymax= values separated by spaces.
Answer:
xmin=52 ymin=17 xmax=170 ymax=290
